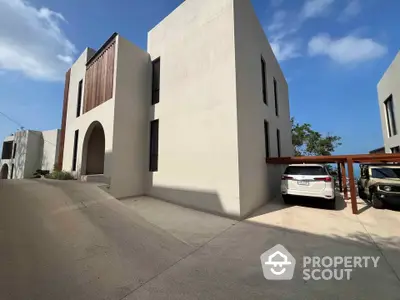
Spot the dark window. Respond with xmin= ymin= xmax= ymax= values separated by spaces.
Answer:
xmin=371 ymin=168 xmax=400 ymax=179
xmin=152 ymin=58 xmax=161 ymax=105
xmin=12 ymin=143 xmax=16 ymax=159
xmin=277 ymin=129 xmax=281 ymax=157
xmin=11 ymin=164 xmax=14 ymax=179
xmin=72 ymin=130 xmax=79 ymax=171
xmin=149 ymin=120 xmax=159 ymax=172
xmin=77 ymin=80 xmax=83 ymax=117
xmin=261 ymin=56 xmax=267 ymax=104
xmin=284 ymin=166 xmax=328 ymax=175
xmin=273 ymin=78 xmax=279 ymax=116
xmin=1 ymin=141 xmax=13 ymax=159
xmin=385 ymin=95 xmax=397 ymax=137
xmin=391 ymin=146 xmax=400 ymax=153
xmin=264 ymin=120 xmax=270 ymax=158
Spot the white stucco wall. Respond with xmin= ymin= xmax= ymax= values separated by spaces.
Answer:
xmin=378 ymin=51 xmax=400 ymax=153
xmin=41 ymin=129 xmax=60 ymax=171
xmin=110 ymin=36 xmax=151 ymax=198
xmin=1 ymin=129 xmax=59 ymax=179
xmin=147 ymin=0 xmax=241 ymax=217
xmin=12 ymin=130 xmax=28 ymax=179
xmin=24 ymin=131 xmax=43 ymax=178
xmin=234 ymin=0 xmax=292 ymax=216
xmin=62 ymin=48 xmax=116 ymax=180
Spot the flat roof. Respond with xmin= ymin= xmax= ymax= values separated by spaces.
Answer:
xmin=86 ymin=32 xmax=118 ymax=67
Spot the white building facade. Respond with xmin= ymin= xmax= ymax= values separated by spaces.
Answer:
xmin=1 ymin=129 xmax=60 ymax=179
xmin=59 ymin=0 xmax=293 ymax=219
xmin=378 ymin=51 xmax=400 ymax=153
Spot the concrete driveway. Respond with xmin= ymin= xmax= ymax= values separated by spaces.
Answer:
xmin=1 ymin=179 xmax=400 ymax=300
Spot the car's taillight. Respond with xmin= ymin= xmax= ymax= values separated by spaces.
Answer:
xmin=313 ymin=177 xmax=332 ymax=182
xmin=282 ymin=175 xmax=293 ymax=180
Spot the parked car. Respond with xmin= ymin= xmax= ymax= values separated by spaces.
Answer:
xmin=358 ymin=164 xmax=400 ymax=208
xmin=281 ymin=164 xmax=336 ymax=209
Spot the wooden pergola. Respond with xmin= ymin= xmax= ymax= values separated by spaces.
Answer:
xmin=266 ymin=153 xmax=400 ymax=214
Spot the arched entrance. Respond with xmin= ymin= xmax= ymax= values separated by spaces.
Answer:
xmin=1 ymin=164 xmax=9 ymax=179
xmin=82 ymin=121 xmax=105 ymax=175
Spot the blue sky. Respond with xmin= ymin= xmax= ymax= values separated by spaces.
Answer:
xmin=0 ymin=0 xmax=398 ymax=155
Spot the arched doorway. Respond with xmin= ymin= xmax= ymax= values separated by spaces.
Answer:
xmin=1 ymin=164 xmax=9 ymax=179
xmin=82 ymin=121 xmax=105 ymax=175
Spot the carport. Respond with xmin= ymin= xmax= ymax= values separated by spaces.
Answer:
xmin=266 ymin=153 xmax=400 ymax=214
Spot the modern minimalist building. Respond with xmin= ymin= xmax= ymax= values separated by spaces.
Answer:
xmin=378 ymin=51 xmax=400 ymax=153
xmin=59 ymin=0 xmax=293 ymax=218
xmin=0 ymin=129 xmax=60 ymax=179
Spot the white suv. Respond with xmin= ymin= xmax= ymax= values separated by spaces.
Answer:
xmin=281 ymin=164 xmax=336 ymax=209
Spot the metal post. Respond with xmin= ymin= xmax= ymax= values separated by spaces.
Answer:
xmin=337 ymin=162 xmax=342 ymax=192
xmin=340 ymin=163 xmax=348 ymax=200
xmin=347 ymin=158 xmax=358 ymax=214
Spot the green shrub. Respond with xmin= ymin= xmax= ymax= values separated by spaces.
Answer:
xmin=45 ymin=170 xmax=75 ymax=180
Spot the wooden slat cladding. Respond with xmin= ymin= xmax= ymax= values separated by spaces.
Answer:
xmin=57 ymin=68 xmax=71 ymax=171
xmin=83 ymin=41 xmax=115 ymax=113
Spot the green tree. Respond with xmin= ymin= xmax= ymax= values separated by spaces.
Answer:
xmin=291 ymin=117 xmax=342 ymax=157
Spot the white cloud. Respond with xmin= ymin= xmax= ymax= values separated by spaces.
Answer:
xmin=301 ymin=0 xmax=335 ymax=19
xmin=265 ymin=0 xmax=336 ymax=62
xmin=271 ymin=41 xmax=301 ymax=61
xmin=0 ymin=0 xmax=76 ymax=81
xmin=268 ymin=11 xmax=287 ymax=32
xmin=266 ymin=10 xmax=303 ymax=62
xmin=339 ymin=0 xmax=361 ymax=20
xmin=308 ymin=34 xmax=387 ymax=64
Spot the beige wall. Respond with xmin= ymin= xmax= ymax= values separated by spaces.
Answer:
xmin=378 ymin=51 xmax=400 ymax=153
xmin=41 ymin=129 xmax=60 ymax=171
xmin=62 ymin=48 xmax=116 ymax=180
xmin=147 ymin=0 xmax=241 ymax=217
xmin=24 ymin=131 xmax=42 ymax=178
xmin=110 ymin=37 xmax=151 ymax=198
xmin=11 ymin=130 xmax=28 ymax=179
xmin=234 ymin=0 xmax=292 ymax=216
xmin=1 ymin=129 xmax=60 ymax=179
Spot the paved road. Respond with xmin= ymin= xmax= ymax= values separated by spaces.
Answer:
xmin=0 ymin=179 xmax=193 ymax=300
xmin=1 ymin=179 xmax=400 ymax=300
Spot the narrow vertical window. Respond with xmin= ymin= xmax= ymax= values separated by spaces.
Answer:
xmin=77 ymin=80 xmax=83 ymax=117
xmin=12 ymin=143 xmax=16 ymax=159
xmin=149 ymin=120 xmax=159 ymax=171
xmin=385 ymin=95 xmax=397 ymax=137
xmin=274 ymin=78 xmax=279 ymax=116
xmin=277 ymin=129 xmax=281 ymax=157
xmin=152 ymin=58 xmax=160 ymax=105
xmin=264 ymin=120 xmax=270 ymax=158
xmin=72 ymin=130 xmax=79 ymax=171
xmin=11 ymin=164 xmax=14 ymax=179
xmin=261 ymin=56 xmax=267 ymax=105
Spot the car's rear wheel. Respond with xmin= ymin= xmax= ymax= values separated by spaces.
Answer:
xmin=371 ymin=192 xmax=384 ymax=209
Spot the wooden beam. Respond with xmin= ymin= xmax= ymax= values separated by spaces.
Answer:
xmin=340 ymin=163 xmax=348 ymax=200
xmin=337 ymin=162 xmax=342 ymax=192
xmin=266 ymin=153 xmax=400 ymax=164
xmin=347 ymin=158 xmax=358 ymax=214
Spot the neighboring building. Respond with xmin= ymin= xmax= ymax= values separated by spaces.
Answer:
xmin=378 ymin=51 xmax=400 ymax=154
xmin=0 ymin=129 xmax=60 ymax=179
xmin=369 ymin=146 xmax=385 ymax=154
xmin=59 ymin=0 xmax=292 ymax=218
